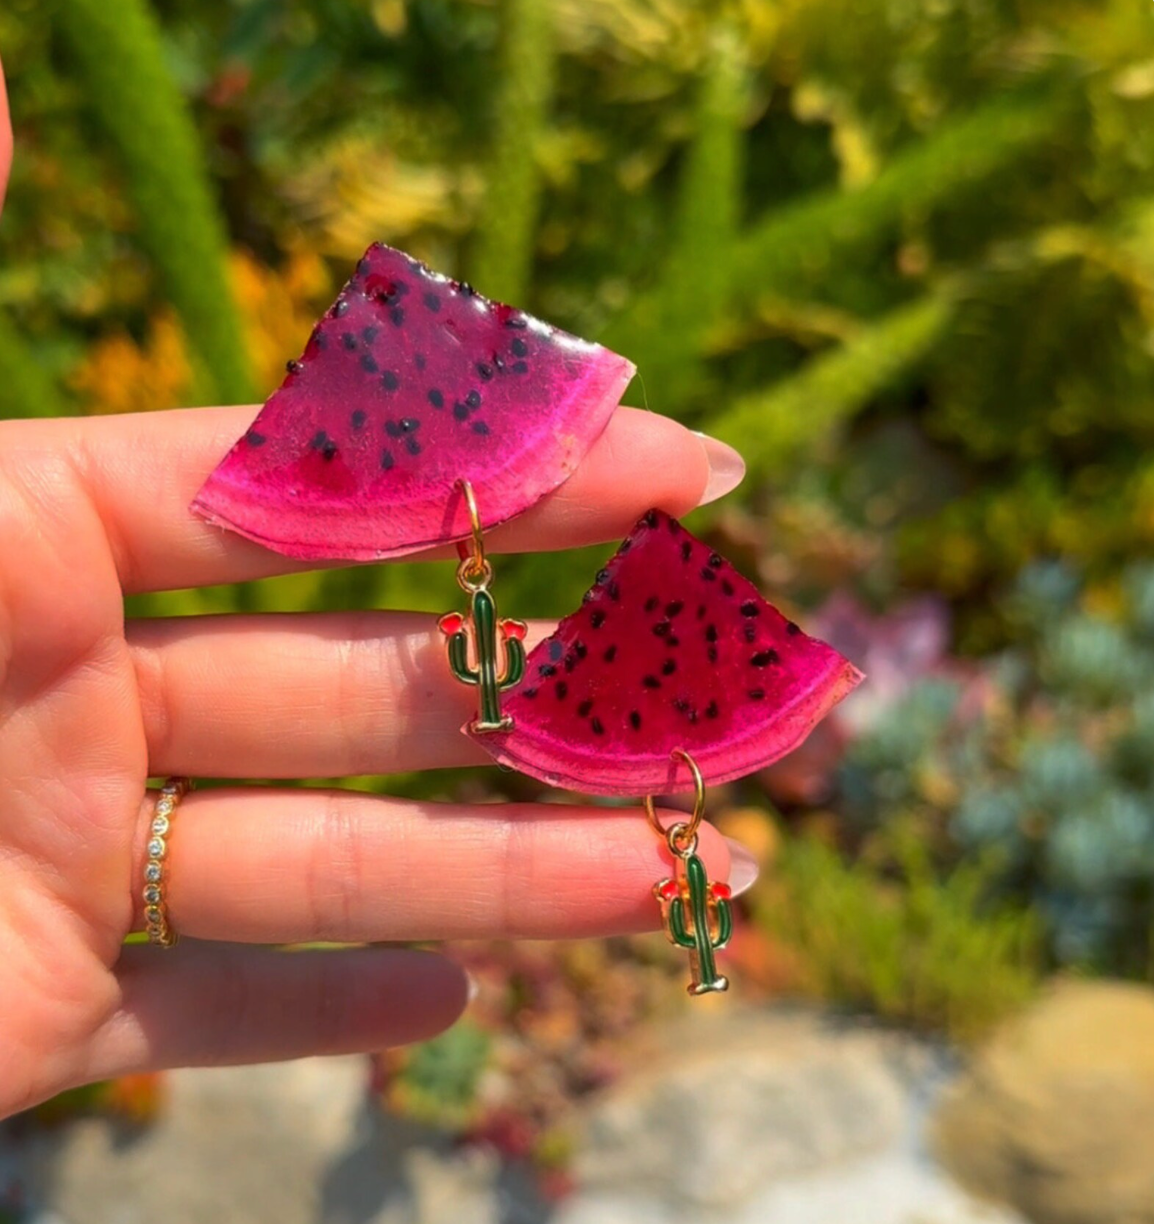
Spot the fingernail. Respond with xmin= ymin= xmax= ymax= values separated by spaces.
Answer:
xmin=466 ymin=972 xmax=480 ymax=1004
xmin=725 ymin=837 xmax=760 ymax=896
xmin=695 ymin=432 xmax=746 ymax=505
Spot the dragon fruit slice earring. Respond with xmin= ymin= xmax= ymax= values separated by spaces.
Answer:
xmin=190 ymin=242 xmax=633 ymax=731
xmin=463 ymin=509 xmax=865 ymax=994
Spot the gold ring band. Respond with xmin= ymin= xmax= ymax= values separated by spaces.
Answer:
xmin=143 ymin=777 xmax=191 ymax=948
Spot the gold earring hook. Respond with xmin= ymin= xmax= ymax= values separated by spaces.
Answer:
xmin=643 ymin=748 xmax=705 ymax=856
xmin=455 ymin=478 xmax=492 ymax=591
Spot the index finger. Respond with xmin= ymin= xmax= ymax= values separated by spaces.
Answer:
xmin=11 ymin=405 xmax=742 ymax=593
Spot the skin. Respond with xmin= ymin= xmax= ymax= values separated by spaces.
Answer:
xmin=0 ymin=58 xmax=748 ymax=1119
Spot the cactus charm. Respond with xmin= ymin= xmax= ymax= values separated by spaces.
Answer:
xmin=654 ymin=850 xmax=733 ymax=996
xmin=440 ymin=588 xmax=527 ymax=733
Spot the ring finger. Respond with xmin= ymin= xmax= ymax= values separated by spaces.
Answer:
xmin=134 ymin=787 xmax=742 ymax=944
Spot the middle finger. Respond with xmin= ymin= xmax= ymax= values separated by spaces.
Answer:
xmin=129 ymin=611 xmax=540 ymax=778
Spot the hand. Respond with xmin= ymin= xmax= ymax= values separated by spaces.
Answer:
xmin=0 ymin=70 xmax=752 ymax=1117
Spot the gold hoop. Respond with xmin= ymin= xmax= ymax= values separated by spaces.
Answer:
xmin=643 ymin=748 xmax=705 ymax=855
xmin=455 ymin=478 xmax=488 ymax=587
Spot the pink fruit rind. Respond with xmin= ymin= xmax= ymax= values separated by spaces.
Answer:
xmin=470 ymin=510 xmax=864 ymax=797
xmin=191 ymin=243 xmax=635 ymax=561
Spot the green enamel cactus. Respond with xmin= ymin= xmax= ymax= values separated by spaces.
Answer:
xmin=442 ymin=588 xmax=526 ymax=733
xmin=657 ymin=853 xmax=733 ymax=996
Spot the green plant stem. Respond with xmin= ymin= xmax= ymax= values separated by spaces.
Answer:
xmin=55 ymin=0 xmax=254 ymax=404
xmin=470 ymin=0 xmax=556 ymax=304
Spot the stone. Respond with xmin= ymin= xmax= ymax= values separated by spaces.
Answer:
xmin=934 ymin=980 xmax=1154 ymax=1224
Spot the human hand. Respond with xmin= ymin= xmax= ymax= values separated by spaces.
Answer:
xmin=0 ymin=71 xmax=753 ymax=1117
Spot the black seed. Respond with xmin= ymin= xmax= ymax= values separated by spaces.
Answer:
xmin=476 ymin=362 xmax=494 ymax=380
xmin=643 ymin=675 xmax=661 ymax=689
xmin=608 ymin=581 xmax=621 ymax=602
xmin=472 ymin=421 xmax=490 ymax=436
xmin=662 ymin=659 xmax=677 ymax=675
xmin=390 ymin=306 xmax=405 ymax=327
xmin=653 ymin=622 xmax=671 ymax=637
xmin=697 ymin=604 xmax=706 ymax=618
xmin=361 ymin=354 xmax=379 ymax=373
xmin=643 ymin=510 xmax=658 ymax=528
xmin=405 ymin=437 xmax=421 ymax=456
xmin=705 ymin=625 xmax=719 ymax=643
xmin=381 ymin=449 xmax=395 ymax=470
xmin=415 ymin=353 xmax=426 ymax=370
xmin=310 ymin=430 xmax=329 ymax=450
xmin=578 ymin=700 xmax=594 ymax=717
xmin=357 ymin=257 xmax=370 ymax=276
xmin=522 ymin=687 xmax=538 ymax=699
xmin=453 ymin=401 xmax=470 ymax=421
xmin=748 ymin=688 xmax=766 ymax=700
xmin=466 ymin=389 xmax=481 ymax=409
xmin=362 ymin=326 xmax=378 ymax=343
xmin=555 ymin=681 xmax=568 ymax=700
xmin=708 ymin=552 xmax=723 ymax=569
xmin=629 ymin=711 xmax=642 ymax=730
xmin=668 ymin=636 xmax=680 ymax=647
xmin=787 ymin=621 xmax=801 ymax=635
xmin=334 ymin=299 xmax=349 ymax=317
xmin=313 ymin=331 xmax=327 ymax=350
xmin=667 ymin=516 xmax=679 ymax=533
xmin=582 ymin=590 xmax=596 ymax=605
xmin=423 ymin=291 xmax=440 ymax=312
xmin=604 ymin=645 xmax=617 ymax=663
xmin=385 ymin=420 xmax=402 ymax=438
xmin=458 ymin=281 xmax=475 ymax=296
xmin=590 ymin=610 xmax=606 ymax=629
xmin=564 ymin=654 xmax=576 ymax=673
xmin=681 ymin=541 xmax=692 ymax=562
xmin=618 ymin=538 xmax=632 ymax=554
xmin=245 ymin=430 xmax=266 ymax=446
xmin=752 ymin=649 xmax=780 ymax=667
xmin=400 ymin=418 xmax=420 ymax=432
xmin=591 ymin=717 xmax=605 ymax=735
xmin=549 ymin=639 xmax=564 ymax=661
xmin=350 ymin=410 xmax=366 ymax=430
xmin=645 ymin=596 xmax=660 ymax=612
xmin=408 ymin=259 xmax=424 ymax=274
xmin=392 ymin=281 xmax=410 ymax=296
xmin=427 ymin=389 xmax=444 ymax=408
xmin=574 ymin=641 xmax=588 ymax=659
xmin=539 ymin=663 xmax=557 ymax=677
xmin=665 ymin=600 xmax=684 ymax=617
xmin=512 ymin=361 xmax=529 ymax=375
xmin=286 ymin=358 xmax=303 ymax=374
xmin=511 ymin=338 xmax=528 ymax=357
xmin=493 ymin=354 xmax=505 ymax=371
xmin=594 ymin=568 xmax=609 ymax=586
xmin=322 ymin=441 xmax=338 ymax=461
xmin=505 ymin=315 xmax=528 ymax=329
xmin=741 ymin=601 xmax=760 ymax=617
xmin=744 ymin=623 xmax=757 ymax=642
xmin=721 ymin=580 xmax=735 ymax=596
xmin=382 ymin=370 xmax=400 ymax=391
xmin=708 ymin=646 xmax=719 ymax=663
xmin=342 ymin=333 xmax=357 ymax=350
xmin=701 ymin=567 xmax=717 ymax=582
xmin=705 ymin=700 xmax=719 ymax=719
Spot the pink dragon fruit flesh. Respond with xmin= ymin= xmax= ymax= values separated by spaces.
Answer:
xmin=192 ymin=243 xmax=636 ymax=561
xmin=473 ymin=510 xmax=864 ymax=796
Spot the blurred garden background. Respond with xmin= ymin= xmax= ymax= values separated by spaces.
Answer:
xmin=3 ymin=0 xmax=1154 ymax=1216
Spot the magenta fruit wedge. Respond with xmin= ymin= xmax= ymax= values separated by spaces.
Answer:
xmin=192 ymin=243 xmax=635 ymax=560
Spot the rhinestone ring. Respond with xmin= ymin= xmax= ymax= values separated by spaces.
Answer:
xmin=143 ymin=777 xmax=192 ymax=948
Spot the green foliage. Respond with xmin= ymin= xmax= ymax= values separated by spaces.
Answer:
xmin=759 ymin=824 xmax=1041 ymax=1042
xmin=0 ymin=310 xmax=67 ymax=418
xmin=389 ymin=1020 xmax=491 ymax=1128
xmin=712 ymin=294 xmax=952 ymax=478
xmin=53 ymin=0 xmax=253 ymax=403
xmin=469 ymin=0 xmax=555 ymax=303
